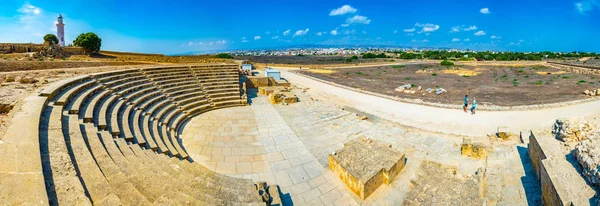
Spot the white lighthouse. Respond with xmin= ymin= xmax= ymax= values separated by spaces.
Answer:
xmin=56 ymin=14 xmax=65 ymax=46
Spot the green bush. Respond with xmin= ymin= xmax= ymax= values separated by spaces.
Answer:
xmin=5 ymin=76 xmax=15 ymax=82
xmin=431 ymin=73 xmax=437 ymax=76
xmin=215 ymin=53 xmax=233 ymax=59
xmin=392 ymin=65 xmax=406 ymax=68
xmin=350 ymin=55 xmax=358 ymax=60
xmin=440 ymin=60 xmax=454 ymax=66
xmin=43 ymin=34 xmax=59 ymax=45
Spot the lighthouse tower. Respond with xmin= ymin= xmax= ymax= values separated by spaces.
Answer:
xmin=56 ymin=15 xmax=65 ymax=46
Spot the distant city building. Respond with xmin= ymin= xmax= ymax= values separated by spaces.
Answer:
xmin=56 ymin=14 xmax=65 ymax=46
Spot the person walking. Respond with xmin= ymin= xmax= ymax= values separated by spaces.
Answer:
xmin=471 ymin=97 xmax=477 ymax=115
xmin=463 ymin=94 xmax=469 ymax=113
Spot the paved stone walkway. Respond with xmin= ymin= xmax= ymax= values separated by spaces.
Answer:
xmin=180 ymin=88 xmax=541 ymax=205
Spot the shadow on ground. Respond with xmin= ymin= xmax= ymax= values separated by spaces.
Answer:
xmin=247 ymin=88 xmax=258 ymax=105
xmin=516 ymin=146 xmax=542 ymax=206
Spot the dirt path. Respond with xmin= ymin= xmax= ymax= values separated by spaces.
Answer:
xmin=278 ymin=68 xmax=600 ymax=137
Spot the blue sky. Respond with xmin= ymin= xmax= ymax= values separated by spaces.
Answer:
xmin=0 ymin=0 xmax=599 ymax=54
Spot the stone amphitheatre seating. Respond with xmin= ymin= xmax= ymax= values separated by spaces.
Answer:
xmin=0 ymin=65 xmax=271 ymax=205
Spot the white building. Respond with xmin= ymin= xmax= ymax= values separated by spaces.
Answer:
xmin=56 ymin=14 xmax=65 ymax=46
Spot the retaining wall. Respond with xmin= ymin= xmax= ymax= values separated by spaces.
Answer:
xmin=528 ymin=132 xmax=596 ymax=205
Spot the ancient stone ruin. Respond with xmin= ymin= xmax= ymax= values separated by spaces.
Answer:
xmin=328 ymin=137 xmax=405 ymax=200
xmin=552 ymin=118 xmax=596 ymax=142
xmin=575 ymin=136 xmax=600 ymax=186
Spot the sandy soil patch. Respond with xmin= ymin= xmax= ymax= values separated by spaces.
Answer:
xmin=536 ymin=71 xmax=566 ymax=75
xmin=442 ymin=67 xmax=485 ymax=76
xmin=307 ymin=69 xmax=337 ymax=74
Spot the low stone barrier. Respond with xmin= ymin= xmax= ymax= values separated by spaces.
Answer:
xmin=528 ymin=132 xmax=595 ymax=205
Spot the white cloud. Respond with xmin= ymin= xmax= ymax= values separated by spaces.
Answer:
xmin=19 ymin=4 xmax=42 ymax=15
xmin=293 ymin=28 xmax=309 ymax=37
xmin=265 ymin=31 xmax=271 ymax=35
xmin=254 ymin=36 xmax=261 ymax=40
xmin=394 ymin=30 xmax=398 ymax=34
xmin=404 ymin=28 xmax=416 ymax=32
xmin=340 ymin=24 xmax=350 ymax=27
xmin=451 ymin=25 xmax=477 ymax=32
xmin=575 ymin=0 xmax=600 ymax=13
xmin=329 ymin=5 xmax=357 ymax=16
xmin=452 ymin=38 xmax=461 ymax=42
xmin=491 ymin=35 xmax=502 ymax=39
xmin=346 ymin=15 xmax=371 ymax=24
xmin=330 ymin=30 xmax=338 ymax=35
xmin=283 ymin=29 xmax=291 ymax=36
xmin=464 ymin=38 xmax=471 ymax=42
xmin=422 ymin=39 xmax=429 ymax=42
xmin=188 ymin=42 xmax=194 ymax=46
xmin=415 ymin=23 xmax=439 ymax=33
xmin=344 ymin=30 xmax=356 ymax=35
xmin=480 ymin=8 xmax=490 ymax=14
xmin=519 ymin=39 xmax=525 ymax=42
xmin=362 ymin=31 xmax=367 ymax=34
xmin=198 ymin=42 xmax=204 ymax=45
xmin=209 ymin=42 xmax=214 ymax=45
xmin=216 ymin=40 xmax=227 ymax=44
xmin=464 ymin=25 xmax=477 ymax=31
xmin=242 ymin=40 xmax=248 ymax=43
xmin=474 ymin=30 xmax=486 ymax=36
xmin=316 ymin=32 xmax=323 ymax=36
xmin=271 ymin=36 xmax=279 ymax=39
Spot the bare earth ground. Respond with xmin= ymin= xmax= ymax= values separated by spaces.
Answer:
xmin=0 ymin=60 xmax=146 ymax=72
xmin=298 ymin=63 xmax=600 ymax=107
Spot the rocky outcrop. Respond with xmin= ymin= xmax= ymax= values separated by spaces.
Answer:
xmin=0 ymin=103 xmax=14 ymax=114
xmin=583 ymin=89 xmax=600 ymax=96
xmin=575 ymin=137 xmax=600 ymax=186
xmin=28 ymin=45 xmax=70 ymax=59
xmin=552 ymin=118 xmax=596 ymax=142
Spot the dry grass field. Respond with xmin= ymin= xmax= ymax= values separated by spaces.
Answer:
xmin=299 ymin=63 xmax=600 ymax=106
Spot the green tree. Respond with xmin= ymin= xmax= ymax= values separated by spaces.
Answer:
xmin=362 ymin=53 xmax=377 ymax=58
xmin=43 ymin=34 xmax=59 ymax=45
xmin=73 ymin=32 xmax=102 ymax=53
xmin=215 ymin=53 xmax=233 ymax=59
xmin=350 ymin=55 xmax=358 ymax=60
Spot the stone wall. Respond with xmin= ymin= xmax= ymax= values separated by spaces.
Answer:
xmin=245 ymin=76 xmax=290 ymax=89
xmin=0 ymin=43 xmax=46 ymax=54
xmin=62 ymin=46 xmax=86 ymax=55
xmin=548 ymin=62 xmax=600 ymax=75
xmin=528 ymin=132 xmax=596 ymax=205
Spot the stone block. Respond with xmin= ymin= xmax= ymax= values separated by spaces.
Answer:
xmin=328 ymin=137 xmax=405 ymax=200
